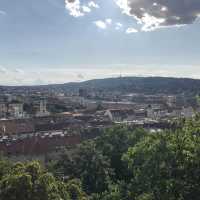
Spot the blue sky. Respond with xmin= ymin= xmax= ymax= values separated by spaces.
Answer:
xmin=0 ymin=0 xmax=200 ymax=85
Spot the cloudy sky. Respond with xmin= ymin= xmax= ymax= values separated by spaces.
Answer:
xmin=0 ymin=0 xmax=200 ymax=85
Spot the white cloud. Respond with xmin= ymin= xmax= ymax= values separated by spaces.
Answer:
xmin=115 ymin=0 xmax=200 ymax=31
xmin=140 ymin=13 xmax=165 ymax=32
xmin=126 ymin=27 xmax=138 ymax=34
xmin=94 ymin=20 xmax=107 ymax=29
xmin=82 ymin=6 xmax=91 ymax=13
xmin=65 ymin=0 xmax=99 ymax=17
xmin=65 ymin=0 xmax=200 ymax=31
xmin=94 ymin=18 xmax=113 ymax=29
xmin=115 ymin=22 xmax=123 ymax=30
xmin=65 ymin=0 xmax=84 ymax=17
xmin=14 ymin=69 xmax=25 ymax=75
xmin=0 ymin=66 xmax=7 ymax=74
xmin=88 ymin=1 xmax=99 ymax=9
xmin=115 ymin=0 xmax=131 ymax=15
xmin=77 ymin=73 xmax=85 ymax=80
xmin=105 ymin=18 xmax=112 ymax=25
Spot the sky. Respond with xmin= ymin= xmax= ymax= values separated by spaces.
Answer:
xmin=0 ymin=0 xmax=200 ymax=85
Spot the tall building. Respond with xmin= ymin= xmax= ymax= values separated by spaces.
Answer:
xmin=40 ymin=100 xmax=47 ymax=113
xmin=0 ymin=103 xmax=7 ymax=118
xmin=36 ymin=99 xmax=50 ymax=117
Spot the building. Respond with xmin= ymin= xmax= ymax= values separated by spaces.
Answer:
xmin=166 ymin=95 xmax=176 ymax=107
xmin=0 ymin=103 xmax=7 ymax=118
xmin=36 ymin=100 xmax=50 ymax=117
xmin=8 ymin=103 xmax=24 ymax=118
xmin=104 ymin=109 xmax=135 ymax=122
xmin=134 ymin=109 xmax=147 ymax=120
xmin=146 ymin=105 xmax=154 ymax=119
xmin=181 ymin=107 xmax=195 ymax=119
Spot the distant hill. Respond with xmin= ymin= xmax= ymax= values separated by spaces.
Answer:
xmin=1 ymin=77 xmax=200 ymax=95
xmin=63 ymin=77 xmax=200 ymax=95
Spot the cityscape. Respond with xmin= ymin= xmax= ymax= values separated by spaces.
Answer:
xmin=0 ymin=77 xmax=199 ymax=159
xmin=1 ymin=0 xmax=200 ymax=199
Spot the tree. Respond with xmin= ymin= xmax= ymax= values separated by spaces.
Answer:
xmin=0 ymin=155 xmax=12 ymax=180
xmin=66 ymin=179 xmax=88 ymax=200
xmin=95 ymin=126 xmax=147 ymax=180
xmin=0 ymin=161 xmax=88 ymax=200
xmin=0 ymin=173 xmax=33 ymax=200
xmin=56 ymin=140 xmax=113 ymax=194
xmin=123 ymin=126 xmax=200 ymax=200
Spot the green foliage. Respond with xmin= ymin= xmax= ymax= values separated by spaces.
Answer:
xmin=0 ymin=155 xmax=12 ymax=180
xmin=52 ymin=126 xmax=147 ymax=197
xmin=66 ymin=179 xmax=88 ymax=200
xmin=0 ymin=173 xmax=33 ymax=200
xmin=95 ymin=126 xmax=147 ymax=180
xmin=2 ymin=118 xmax=200 ymax=200
xmin=123 ymin=126 xmax=200 ymax=199
xmin=53 ymin=121 xmax=200 ymax=199
xmin=0 ymin=161 xmax=88 ymax=200
xmin=56 ymin=140 xmax=113 ymax=194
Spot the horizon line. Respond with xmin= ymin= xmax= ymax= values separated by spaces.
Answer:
xmin=0 ymin=75 xmax=200 ymax=87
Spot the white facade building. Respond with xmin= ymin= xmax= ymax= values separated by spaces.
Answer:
xmin=8 ymin=103 xmax=24 ymax=118
xmin=36 ymin=100 xmax=50 ymax=117
xmin=0 ymin=103 xmax=7 ymax=118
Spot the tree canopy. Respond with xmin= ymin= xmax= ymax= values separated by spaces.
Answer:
xmin=1 ymin=118 xmax=200 ymax=200
xmin=0 ymin=160 xmax=88 ymax=200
